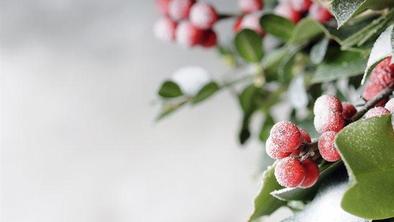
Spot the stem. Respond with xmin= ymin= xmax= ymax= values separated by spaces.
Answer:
xmin=218 ymin=13 xmax=240 ymax=20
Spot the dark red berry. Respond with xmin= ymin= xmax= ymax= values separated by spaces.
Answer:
xmin=200 ymin=29 xmax=217 ymax=48
xmin=342 ymin=102 xmax=357 ymax=120
xmin=299 ymin=159 xmax=319 ymax=188
xmin=175 ymin=21 xmax=204 ymax=47
xmin=298 ymin=127 xmax=311 ymax=143
xmin=309 ymin=2 xmax=332 ymax=23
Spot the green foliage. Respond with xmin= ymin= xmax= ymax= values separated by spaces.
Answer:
xmin=260 ymin=14 xmax=295 ymax=41
xmin=234 ymin=29 xmax=263 ymax=63
xmin=289 ymin=18 xmax=327 ymax=44
xmin=336 ymin=115 xmax=394 ymax=219
xmin=191 ymin=82 xmax=219 ymax=104
xmin=158 ymin=81 xmax=183 ymax=98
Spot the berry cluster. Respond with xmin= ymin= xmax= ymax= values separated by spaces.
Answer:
xmin=154 ymin=0 xmax=218 ymax=48
xmin=266 ymin=121 xmax=319 ymax=188
xmin=274 ymin=0 xmax=332 ymax=24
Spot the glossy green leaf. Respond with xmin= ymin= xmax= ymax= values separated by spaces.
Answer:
xmin=289 ymin=18 xmax=327 ymax=44
xmin=336 ymin=115 xmax=394 ymax=219
xmin=234 ymin=29 xmax=263 ymax=63
xmin=260 ymin=14 xmax=295 ymax=41
xmin=312 ymin=51 xmax=366 ymax=83
xmin=158 ymin=81 xmax=183 ymax=98
xmin=249 ymin=165 xmax=286 ymax=221
xmin=191 ymin=82 xmax=219 ymax=104
xmin=310 ymin=38 xmax=329 ymax=64
xmin=362 ymin=25 xmax=394 ymax=84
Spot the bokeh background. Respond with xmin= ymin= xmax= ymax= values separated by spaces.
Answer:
xmin=1 ymin=1 xmax=290 ymax=221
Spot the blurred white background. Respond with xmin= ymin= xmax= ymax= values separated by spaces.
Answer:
xmin=0 ymin=0 xmax=289 ymax=221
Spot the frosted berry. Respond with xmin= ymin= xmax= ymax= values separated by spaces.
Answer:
xmin=239 ymin=13 xmax=264 ymax=35
xmin=313 ymin=95 xmax=343 ymax=114
xmin=169 ymin=0 xmax=195 ymax=21
xmin=274 ymin=3 xmax=301 ymax=23
xmin=239 ymin=0 xmax=263 ymax=14
xmin=288 ymin=0 xmax=312 ymax=12
xmin=156 ymin=0 xmax=171 ymax=15
xmin=364 ymin=107 xmax=390 ymax=119
xmin=200 ymin=29 xmax=217 ymax=48
xmin=299 ymin=159 xmax=319 ymax=188
xmin=153 ymin=17 xmax=177 ymax=42
xmin=270 ymin=121 xmax=302 ymax=153
xmin=175 ymin=21 xmax=204 ymax=47
xmin=342 ymin=102 xmax=357 ymax=120
xmin=233 ymin=16 xmax=243 ymax=33
xmin=275 ymin=157 xmax=305 ymax=188
xmin=298 ymin=127 xmax=311 ymax=143
xmin=363 ymin=57 xmax=394 ymax=102
xmin=314 ymin=111 xmax=345 ymax=133
xmin=309 ymin=2 xmax=332 ymax=23
xmin=190 ymin=2 xmax=218 ymax=29
xmin=318 ymin=131 xmax=341 ymax=162
xmin=384 ymin=98 xmax=394 ymax=113
xmin=266 ymin=137 xmax=291 ymax=159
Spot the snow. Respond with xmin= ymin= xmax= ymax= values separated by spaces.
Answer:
xmin=171 ymin=66 xmax=211 ymax=95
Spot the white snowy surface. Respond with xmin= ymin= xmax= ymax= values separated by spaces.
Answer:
xmin=171 ymin=66 xmax=212 ymax=95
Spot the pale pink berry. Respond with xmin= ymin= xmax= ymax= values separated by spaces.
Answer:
xmin=239 ymin=13 xmax=264 ymax=35
xmin=270 ymin=121 xmax=302 ymax=153
xmin=364 ymin=107 xmax=390 ymax=119
xmin=156 ymin=0 xmax=172 ymax=15
xmin=288 ymin=0 xmax=312 ymax=12
xmin=274 ymin=3 xmax=301 ymax=23
xmin=314 ymin=111 xmax=345 ymax=133
xmin=384 ymin=98 xmax=394 ymax=113
xmin=266 ymin=137 xmax=291 ymax=159
xmin=318 ymin=131 xmax=341 ymax=162
xmin=342 ymin=102 xmax=357 ymax=120
xmin=153 ymin=17 xmax=177 ymax=42
xmin=233 ymin=16 xmax=243 ymax=32
xmin=175 ymin=21 xmax=204 ymax=47
xmin=200 ymin=29 xmax=217 ymax=48
xmin=309 ymin=2 xmax=332 ymax=23
xmin=275 ymin=157 xmax=305 ymax=188
xmin=298 ymin=127 xmax=311 ymax=143
xmin=299 ymin=159 xmax=319 ymax=188
xmin=169 ymin=0 xmax=195 ymax=21
xmin=190 ymin=2 xmax=218 ymax=29
xmin=239 ymin=0 xmax=263 ymax=13
xmin=313 ymin=95 xmax=343 ymax=114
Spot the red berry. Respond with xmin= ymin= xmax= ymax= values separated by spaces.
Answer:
xmin=274 ymin=3 xmax=301 ymax=23
xmin=175 ymin=21 xmax=204 ymax=47
xmin=342 ymin=102 xmax=357 ymax=120
xmin=288 ymin=0 xmax=312 ymax=12
xmin=239 ymin=13 xmax=264 ymax=35
xmin=384 ymin=98 xmax=394 ymax=113
xmin=309 ymin=2 xmax=332 ymax=23
xmin=156 ymin=0 xmax=171 ymax=15
xmin=363 ymin=57 xmax=394 ymax=102
xmin=299 ymin=159 xmax=319 ymax=188
xmin=313 ymin=95 xmax=343 ymax=114
xmin=169 ymin=0 xmax=195 ymax=21
xmin=318 ymin=131 xmax=341 ymax=162
xmin=200 ymin=29 xmax=217 ymax=48
xmin=239 ymin=0 xmax=263 ymax=14
xmin=153 ymin=17 xmax=177 ymax=42
xmin=298 ymin=127 xmax=311 ymax=143
xmin=275 ymin=157 xmax=305 ymax=188
xmin=266 ymin=137 xmax=291 ymax=159
xmin=270 ymin=121 xmax=302 ymax=153
xmin=364 ymin=107 xmax=390 ymax=119
xmin=190 ymin=2 xmax=218 ymax=29
xmin=233 ymin=16 xmax=243 ymax=32
xmin=314 ymin=111 xmax=345 ymax=133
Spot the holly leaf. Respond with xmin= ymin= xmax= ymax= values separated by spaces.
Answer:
xmin=289 ymin=18 xmax=327 ymax=44
xmin=362 ymin=25 xmax=394 ymax=84
xmin=260 ymin=14 xmax=295 ymax=41
xmin=191 ymin=81 xmax=219 ymax=104
xmin=158 ymin=81 xmax=183 ymax=98
xmin=336 ymin=115 xmax=394 ymax=220
xmin=234 ymin=29 xmax=263 ymax=63
xmin=249 ymin=165 xmax=286 ymax=222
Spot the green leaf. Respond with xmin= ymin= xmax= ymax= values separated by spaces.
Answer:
xmin=158 ymin=81 xmax=183 ymax=98
xmin=234 ymin=29 xmax=263 ymax=63
xmin=331 ymin=0 xmax=394 ymax=27
xmin=362 ymin=25 xmax=394 ymax=84
xmin=260 ymin=14 xmax=295 ymax=41
xmin=191 ymin=82 xmax=219 ymax=104
xmin=310 ymin=38 xmax=329 ymax=64
xmin=311 ymin=51 xmax=366 ymax=83
xmin=249 ymin=165 xmax=286 ymax=221
xmin=336 ymin=115 xmax=394 ymax=219
xmin=289 ymin=18 xmax=327 ymax=44
xmin=259 ymin=113 xmax=275 ymax=142
xmin=156 ymin=100 xmax=188 ymax=121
